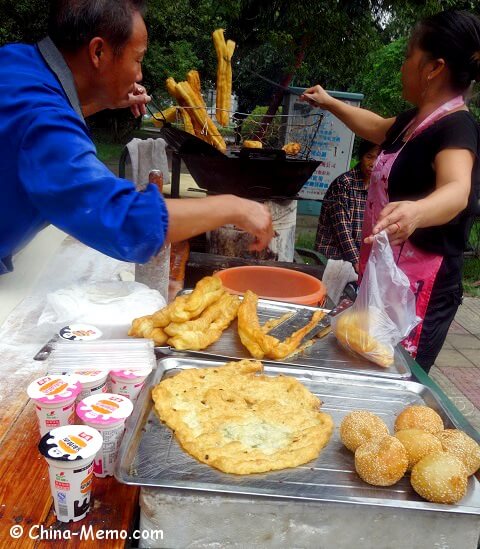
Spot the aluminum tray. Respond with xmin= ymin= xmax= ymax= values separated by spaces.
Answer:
xmin=116 ymin=356 xmax=480 ymax=515
xmin=158 ymin=297 xmax=411 ymax=379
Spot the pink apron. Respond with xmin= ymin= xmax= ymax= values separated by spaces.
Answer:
xmin=359 ymin=96 xmax=465 ymax=357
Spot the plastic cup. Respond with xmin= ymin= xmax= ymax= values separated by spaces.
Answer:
xmin=38 ymin=425 xmax=103 ymax=522
xmin=28 ymin=375 xmax=82 ymax=437
xmin=76 ymin=393 xmax=133 ymax=478
xmin=70 ymin=370 xmax=109 ymax=401
xmin=109 ymin=367 xmax=151 ymax=403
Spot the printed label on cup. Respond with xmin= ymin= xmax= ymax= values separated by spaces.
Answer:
xmin=59 ymin=324 xmax=103 ymax=341
xmin=38 ymin=425 xmax=103 ymax=522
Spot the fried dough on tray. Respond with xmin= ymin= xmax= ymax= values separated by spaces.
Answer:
xmin=129 ymin=276 xmax=225 ymax=347
xmin=237 ymin=290 xmax=325 ymax=360
xmin=152 ymin=359 xmax=334 ymax=474
xmin=165 ymin=293 xmax=241 ymax=350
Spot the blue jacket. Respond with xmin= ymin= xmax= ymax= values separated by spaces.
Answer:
xmin=0 ymin=38 xmax=168 ymax=273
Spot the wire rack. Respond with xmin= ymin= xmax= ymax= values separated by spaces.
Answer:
xmin=149 ymin=105 xmax=324 ymax=161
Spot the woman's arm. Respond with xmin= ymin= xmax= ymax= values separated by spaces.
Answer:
xmin=164 ymin=195 xmax=274 ymax=251
xmin=301 ymin=85 xmax=396 ymax=145
xmin=365 ymin=148 xmax=475 ymax=245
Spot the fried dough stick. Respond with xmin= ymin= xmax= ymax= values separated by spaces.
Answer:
xmin=175 ymin=80 xmax=227 ymax=152
xmin=212 ymin=29 xmax=235 ymax=127
xmin=129 ymin=277 xmax=225 ymax=343
xmin=165 ymin=77 xmax=199 ymax=136
xmin=167 ymin=293 xmax=240 ymax=350
xmin=170 ymin=276 xmax=225 ymax=321
xmin=238 ymin=290 xmax=325 ymax=360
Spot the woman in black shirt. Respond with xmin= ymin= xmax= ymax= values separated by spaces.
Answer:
xmin=301 ymin=10 xmax=480 ymax=372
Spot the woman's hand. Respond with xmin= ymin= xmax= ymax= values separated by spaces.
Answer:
xmin=364 ymin=201 xmax=423 ymax=247
xmin=127 ymin=83 xmax=151 ymax=117
xmin=300 ymin=85 xmax=334 ymax=109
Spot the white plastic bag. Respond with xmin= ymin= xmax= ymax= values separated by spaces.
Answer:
xmin=38 ymin=281 xmax=165 ymax=327
xmin=332 ymin=231 xmax=418 ymax=367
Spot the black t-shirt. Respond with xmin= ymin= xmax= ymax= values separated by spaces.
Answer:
xmin=382 ymin=109 xmax=480 ymax=288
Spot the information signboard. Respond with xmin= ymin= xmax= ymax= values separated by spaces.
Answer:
xmin=284 ymin=89 xmax=363 ymax=201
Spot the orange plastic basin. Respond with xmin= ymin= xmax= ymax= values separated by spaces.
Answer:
xmin=214 ymin=266 xmax=327 ymax=306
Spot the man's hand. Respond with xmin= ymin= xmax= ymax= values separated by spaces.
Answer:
xmin=127 ymin=83 xmax=151 ymax=117
xmin=364 ymin=200 xmax=423 ymax=247
xmin=236 ymin=199 xmax=275 ymax=251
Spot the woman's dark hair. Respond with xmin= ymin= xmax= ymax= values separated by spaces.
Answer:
xmin=48 ymin=0 xmax=147 ymax=55
xmin=411 ymin=10 xmax=480 ymax=91
xmin=357 ymin=139 xmax=378 ymax=160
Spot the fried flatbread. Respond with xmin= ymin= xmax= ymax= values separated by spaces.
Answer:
xmin=152 ymin=360 xmax=334 ymax=474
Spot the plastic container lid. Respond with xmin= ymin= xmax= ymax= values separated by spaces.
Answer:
xmin=38 ymin=425 xmax=103 ymax=462
xmin=110 ymin=367 xmax=152 ymax=381
xmin=27 ymin=375 xmax=81 ymax=405
xmin=67 ymin=370 xmax=108 ymax=385
xmin=76 ymin=393 xmax=134 ymax=427
xmin=214 ymin=266 xmax=327 ymax=306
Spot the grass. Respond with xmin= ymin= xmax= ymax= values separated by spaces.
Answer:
xmin=295 ymin=230 xmax=315 ymax=250
xmin=95 ymin=141 xmax=125 ymax=163
xmin=463 ymin=256 xmax=480 ymax=297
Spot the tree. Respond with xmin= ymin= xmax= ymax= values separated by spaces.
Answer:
xmin=353 ymin=37 xmax=409 ymax=117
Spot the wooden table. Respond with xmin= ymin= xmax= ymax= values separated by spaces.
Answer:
xmin=0 ymin=396 xmax=139 ymax=548
xmin=0 ymin=238 xmax=141 ymax=547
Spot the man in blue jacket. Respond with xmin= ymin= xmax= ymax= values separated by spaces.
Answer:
xmin=0 ymin=0 xmax=273 ymax=274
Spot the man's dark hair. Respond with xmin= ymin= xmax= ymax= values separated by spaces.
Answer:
xmin=48 ymin=0 xmax=146 ymax=55
xmin=411 ymin=10 xmax=480 ymax=91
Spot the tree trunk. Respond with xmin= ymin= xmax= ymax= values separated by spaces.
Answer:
xmin=253 ymin=34 xmax=310 ymax=142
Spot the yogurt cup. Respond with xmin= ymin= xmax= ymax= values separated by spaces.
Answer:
xmin=28 ymin=375 xmax=82 ymax=437
xmin=38 ymin=425 xmax=103 ymax=522
xmin=59 ymin=324 xmax=103 ymax=341
xmin=76 ymin=393 xmax=133 ymax=477
xmin=69 ymin=370 xmax=109 ymax=401
xmin=109 ymin=367 xmax=152 ymax=403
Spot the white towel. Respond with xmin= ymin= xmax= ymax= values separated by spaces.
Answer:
xmin=322 ymin=259 xmax=358 ymax=306
xmin=126 ymin=137 xmax=170 ymax=190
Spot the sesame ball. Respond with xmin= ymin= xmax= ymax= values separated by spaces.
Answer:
xmin=394 ymin=405 xmax=444 ymax=434
xmin=411 ymin=452 xmax=468 ymax=504
xmin=355 ymin=435 xmax=408 ymax=486
xmin=340 ymin=410 xmax=389 ymax=452
xmin=395 ymin=429 xmax=443 ymax=471
xmin=435 ymin=429 xmax=480 ymax=476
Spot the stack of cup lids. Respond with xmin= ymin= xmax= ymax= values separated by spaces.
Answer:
xmin=46 ymin=339 xmax=155 ymax=402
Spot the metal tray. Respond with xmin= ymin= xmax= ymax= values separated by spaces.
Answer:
xmin=158 ymin=297 xmax=411 ymax=379
xmin=115 ymin=356 xmax=480 ymax=515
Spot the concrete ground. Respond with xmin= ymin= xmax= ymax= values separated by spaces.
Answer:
xmin=431 ymin=298 xmax=480 ymax=433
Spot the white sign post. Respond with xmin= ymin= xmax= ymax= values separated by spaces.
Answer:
xmin=284 ymin=89 xmax=363 ymax=208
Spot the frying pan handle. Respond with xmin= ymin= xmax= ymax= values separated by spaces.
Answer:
xmin=239 ymin=148 xmax=286 ymax=161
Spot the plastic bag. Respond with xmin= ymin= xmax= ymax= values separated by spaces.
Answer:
xmin=38 ymin=281 xmax=166 ymax=327
xmin=332 ymin=231 xmax=419 ymax=367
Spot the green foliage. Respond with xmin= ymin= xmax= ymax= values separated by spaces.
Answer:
xmin=295 ymin=231 xmax=316 ymax=250
xmin=1 ymin=0 xmax=479 ymax=142
xmin=240 ymin=106 xmax=284 ymax=147
xmin=0 ymin=0 xmax=49 ymax=46
xmin=143 ymin=40 xmax=203 ymax=100
xmin=353 ymin=37 xmax=410 ymax=117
